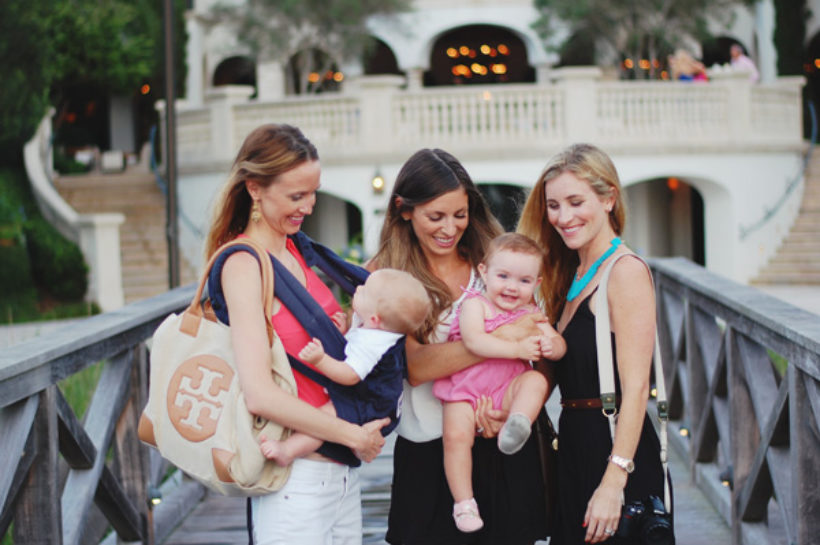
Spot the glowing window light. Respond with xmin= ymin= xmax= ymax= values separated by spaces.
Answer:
xmin=468 ymin=49 xmax=477 ymax=58
xmin=324 ymin=70 xmax=335 ymax=80
xmin=459 ymin=46 xmax=470 ymax=56
xmin=452 ymin=64 xmax=472 ymax=77
xmin=667 ymin=177 xmax=680 ymax=191
xmin=623 ymin=58 xmax=634 ymax=69
xmin=140 ymin=84 xmax=151 ymax=95
xmin=480 ymin=44 xmax=491 ymax=55
xmin=489 ymin=48 xmax=498 ymax=57
xmin=815 ymin=58 xmax=820 ymax=69
xmin=639 ymin=59 xmax=650 ymax=70
xmin=491 ymin=63 xmax=507 ymax=75
xmin=661 ymin=70 xmax=669 ymax=80
xmin=333 ymin=72 xmax=344 ymax=82
xmin=308 ymin=72 xmax=320 ymax=83
xmin=446 ymin=47 xmax=458 ymax=58
xmin=652 ymin=59 xmax=660 ymax=68
xmin=471 ymin=63 xmax=487 ymax=75
xmin=497 ymin=44 xmax=509 ymax=55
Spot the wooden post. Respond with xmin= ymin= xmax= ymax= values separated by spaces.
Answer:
xmin=112 ymin=346 xmax=152 ymax=544
xmin=790 ymin=366 xmax=820 ymax=545
xmin=14 ymin=387 xmax=62 ymax=544
xmin=728 ymin=329 xmax=760 ymax=545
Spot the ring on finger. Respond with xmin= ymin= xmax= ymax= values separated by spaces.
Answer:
xmin=604 ymin=528 xmax=616 ymax=536
xmin=476 ymin=426 xmax=485 ymax=434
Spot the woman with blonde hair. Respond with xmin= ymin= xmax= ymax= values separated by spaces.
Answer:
xmin=204 ymin=123 xmax=389 ymax=544
xmin=372 ymin=148 xmax=548 ymax=545
xmin=518 ymin=143 xmax=671 ymax=544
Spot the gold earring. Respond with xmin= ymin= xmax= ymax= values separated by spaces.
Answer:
xmin=251 ymin=200 xmax=261 ymax=223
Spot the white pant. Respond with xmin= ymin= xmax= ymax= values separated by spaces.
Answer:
xmin=251 ymin=458 xmax=362 ymax=545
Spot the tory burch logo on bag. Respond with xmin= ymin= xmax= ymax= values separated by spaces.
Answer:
xmin=166 ymin=355 xmax=234 ymax=442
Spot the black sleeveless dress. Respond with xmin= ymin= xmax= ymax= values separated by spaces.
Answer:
xmin=551 ymin=291 xmax=669 ymax=544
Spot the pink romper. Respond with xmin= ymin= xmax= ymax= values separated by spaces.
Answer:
xmin=432 ymin=290 xmax=537 ymax=410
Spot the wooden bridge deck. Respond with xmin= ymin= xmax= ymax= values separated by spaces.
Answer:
xmin=159 ymin=429 xmax=731 ymax=545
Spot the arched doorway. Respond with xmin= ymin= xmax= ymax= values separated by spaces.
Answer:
xmin=286 ymin=48 xmax=343 ymax=95
xmin=701 ymin=36 xmax=749 ymax=68
xmin=478 ymin=183 xmax=529 ymax=232
xmin=302 ymin=193 xmax=363 ymax=258
xmin=425 ymin=25 xmax=535 ymax=86
xmin=213 ymin=56 xmax=257 ymax=88
xmin=364 ymin=38 xmax=403 ymax=76
xmin=624 ymin=177 xmax=705 ymax=265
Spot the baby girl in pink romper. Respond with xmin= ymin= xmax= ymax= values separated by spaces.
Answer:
xmin=432 ymin=233 xmax=566 ymax=533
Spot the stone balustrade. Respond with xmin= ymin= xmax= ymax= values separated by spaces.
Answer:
xmin=168 ymin=67 xmax=805 ymax=172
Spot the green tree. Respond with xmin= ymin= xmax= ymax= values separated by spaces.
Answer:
xmin=0 ymin=0 xmax=186 ymax=163
xmin=214 ymin=0 xmax=411 ymax=94
xmin=0 ymin=0 xmax=54 ymax=163
xmin=533 ymin=0 xmax=753 ymax=78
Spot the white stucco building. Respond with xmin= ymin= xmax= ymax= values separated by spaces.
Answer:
xmin=169 ymin=0 xmax=811 ymax=285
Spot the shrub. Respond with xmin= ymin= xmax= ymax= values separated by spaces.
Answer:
xmin=24 ymin=217 xmax=88 ymax=301
xmin=0 ymin=243 xmax=39 ymax=322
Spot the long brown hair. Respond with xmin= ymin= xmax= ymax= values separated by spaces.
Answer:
xmin=369 ymin=148 xmax=502 ymax=341
xmin=204 ymin=124 xmax=318 ymax=259
xmin=517 ymin=143 xmax=626 ymax=321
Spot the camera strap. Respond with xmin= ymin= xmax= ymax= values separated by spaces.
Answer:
xmin=594 ymin=253 xmax=671 ymax=512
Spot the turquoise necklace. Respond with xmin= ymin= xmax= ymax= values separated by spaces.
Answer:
xmin=566 ymin=237 xmax=622 ymax=302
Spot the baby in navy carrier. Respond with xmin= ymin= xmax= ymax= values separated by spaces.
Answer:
xmin=260 ymin=268 xmax=431 ymax=466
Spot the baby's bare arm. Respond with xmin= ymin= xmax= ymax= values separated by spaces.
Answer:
xmin=299 ymin=338 xmax=361 ymax=385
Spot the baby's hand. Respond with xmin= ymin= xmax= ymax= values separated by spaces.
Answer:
xmin=298 ymin=337 xmax=325 ymax=365
xmin=517 ymin=335 xmax=542 ymax=362
xmin=331 ymin=311 xmax=348 ymax=334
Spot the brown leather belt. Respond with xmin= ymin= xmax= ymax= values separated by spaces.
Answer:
xmin=561 ymin=396 xmax=621 ymax=410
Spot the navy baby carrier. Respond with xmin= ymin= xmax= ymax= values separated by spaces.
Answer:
xmin=208 ymin=232 xmax=405 ymax=467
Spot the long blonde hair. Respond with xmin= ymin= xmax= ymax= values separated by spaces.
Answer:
xmin=204 ymin=124 xmax=318 ymax=259
xmin=517 ymin=143 xmax=626 ymax=321
xmin=369 ymin=149 xmax=502 ymax=341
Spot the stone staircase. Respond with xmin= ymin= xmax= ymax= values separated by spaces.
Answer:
xmin=752 ymin=149 xmax=820 ymax=285
xmin=53 ymin=169 xmax=198 ymax=303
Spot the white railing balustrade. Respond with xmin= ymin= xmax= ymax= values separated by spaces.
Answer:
xmin=172 ymin=68 xmax=804 ymax=169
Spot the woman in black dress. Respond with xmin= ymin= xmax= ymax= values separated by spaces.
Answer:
xmin=518 ymin=143 xmax=670 ymax=544
xmin=371 ymin=148 xmax=548 ymax=545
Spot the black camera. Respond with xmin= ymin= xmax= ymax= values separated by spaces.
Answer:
xmin=616 ymin=495 xmax=674 ymax=545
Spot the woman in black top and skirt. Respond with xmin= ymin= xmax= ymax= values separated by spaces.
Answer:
xmin=518 ymin=143 xmax=671 ymax=544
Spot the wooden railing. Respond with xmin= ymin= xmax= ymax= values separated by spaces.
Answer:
xmin=2 ymin=258 xmax=818 ymax=544
xmin=0 ymin=287 xmax=199 ymax=545
xmin=651 ymin=257 xmax=820 ymax=545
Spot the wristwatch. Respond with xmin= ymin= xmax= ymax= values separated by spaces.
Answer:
xmin=608 ymin=454 xmax=635 ymax=473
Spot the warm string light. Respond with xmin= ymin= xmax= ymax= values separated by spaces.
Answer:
xmin=446 ymin=42 xmax=510 ymax=82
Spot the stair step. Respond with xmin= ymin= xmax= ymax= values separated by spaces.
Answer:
xmin=54 ymin=172 xmax=197 ymax=304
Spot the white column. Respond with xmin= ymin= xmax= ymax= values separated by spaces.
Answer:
xmin=362 ymin=207 xmax=386 ymax=258
xmin=355 ymin=75 xmax=405 ymax=155
xmin=76 ymin=213 xmax=126 ymax=312
xmin=755 ymin=0 xmax=778 ymax=83
xmin=535 ymin=62 xmax=553 ymax=85
xmin=185 ymin=12 xmax=205 ymax=107
xmin=205 ymin=85 xmax=255 ymax=163
xmin=257 ymin=59 xmax=287 ymax=101
xmin=711 ymin=71 xmax=753 ymax=146
xmin=405 ymin=68 xmax=424 ymax=90
xmin=554 ymin=66 xmax=602 ymax=143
